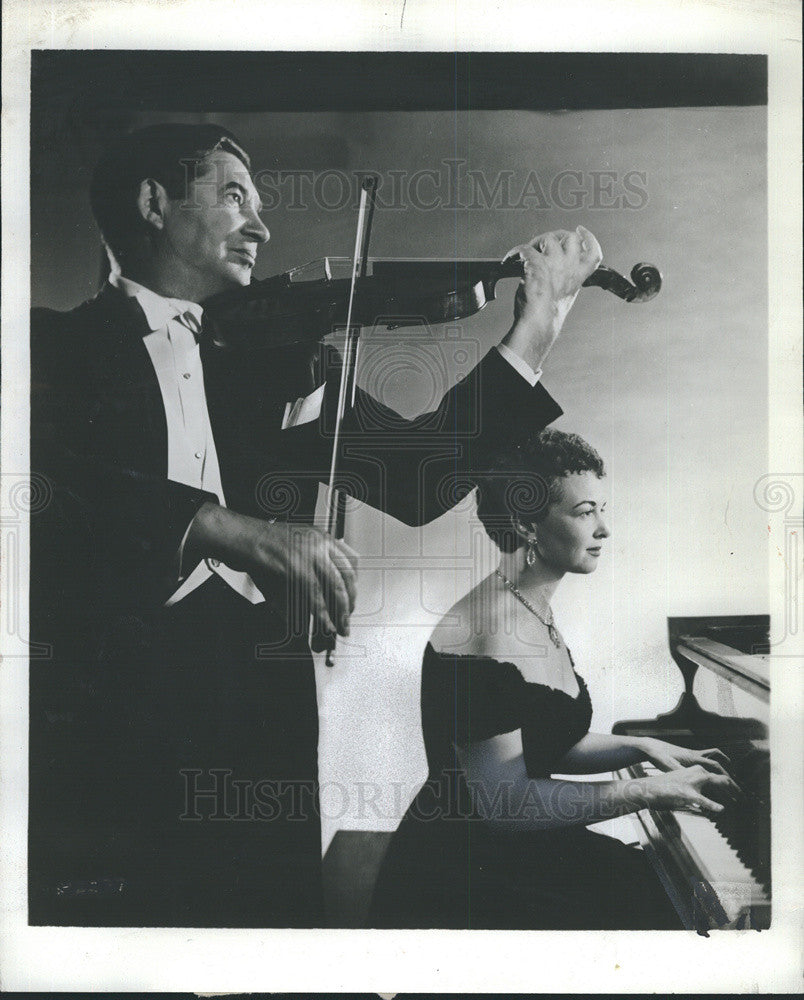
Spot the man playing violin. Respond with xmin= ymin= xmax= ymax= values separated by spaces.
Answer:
xmin=29 ymin=123 xmax=602 ymax=926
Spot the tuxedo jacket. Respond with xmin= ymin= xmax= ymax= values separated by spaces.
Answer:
xmin=28 ymin=282 xmax=563 ymax=925
xmin=31 ymin=282 xmax=562 ymax=629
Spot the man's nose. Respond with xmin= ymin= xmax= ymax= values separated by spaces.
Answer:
xmin=243 ymin=207 xmax=269 ymax=244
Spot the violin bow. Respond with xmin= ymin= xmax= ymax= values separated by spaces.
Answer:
xmin=322 ymin=175 xmax=379 ymax=666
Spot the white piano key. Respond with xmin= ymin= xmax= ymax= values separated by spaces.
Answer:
xmin=611 ymin=618 xmax=771 ymax=930
xmin=673 ymin=810 xmax=758 ymax=888
xmin=616 ymin=762 xmax=770 ymax=928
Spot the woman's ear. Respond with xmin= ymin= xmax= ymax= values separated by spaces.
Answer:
xmin=136 ymin=178 xmax=169 ymax=231
xmin=512 ymin=517 xmax=536 ymax=542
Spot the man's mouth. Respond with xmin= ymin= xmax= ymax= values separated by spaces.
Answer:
xmin=230 ymin=248 xmax=256 ymax=265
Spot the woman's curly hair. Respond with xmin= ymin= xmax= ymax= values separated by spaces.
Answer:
xmin=475 ymin=428 xmax=606 ymax=552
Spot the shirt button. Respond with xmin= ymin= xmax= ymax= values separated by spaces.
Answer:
xmin=183 ymin=372 xmax=191 ymax=380
xmin=194 ymin=451 xmax=202 ymax=460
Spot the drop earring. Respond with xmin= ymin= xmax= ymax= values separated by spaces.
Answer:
xmin=526 ymin=537 xmax=537 ymax=567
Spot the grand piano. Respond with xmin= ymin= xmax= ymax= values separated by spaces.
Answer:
xmin=612 ymin=614 xmax=770 ymax=934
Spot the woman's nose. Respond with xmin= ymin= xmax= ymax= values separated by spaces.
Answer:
xmin=594 ymin=517 xmax=610 ymax=539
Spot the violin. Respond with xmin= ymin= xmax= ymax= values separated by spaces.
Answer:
xmin=202 ymin=255 xmax=662 ymax=348
xmin=205 ymin=177 xmax=662 ymax=666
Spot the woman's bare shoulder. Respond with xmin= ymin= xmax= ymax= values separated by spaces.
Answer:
xmin=430 ymin=586 xmax=566 ymax=688
xmin=429 ymin=575 xmax=503 ymax=658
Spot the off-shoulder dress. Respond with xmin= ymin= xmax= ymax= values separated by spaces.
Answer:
xmin=368 ymin=642 xmax=680 ymax=929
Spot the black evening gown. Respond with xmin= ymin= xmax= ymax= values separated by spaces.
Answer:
xmin=368 ymin=642 xmax=681 ymax=929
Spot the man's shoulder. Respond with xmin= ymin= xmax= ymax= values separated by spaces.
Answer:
xmin=30 ymin=289 xmax=126 ymax=381
xmin=31 ymin=286 xmax=133 ymax=349
xmin=32 ymin=288 xmax=111 ymax=327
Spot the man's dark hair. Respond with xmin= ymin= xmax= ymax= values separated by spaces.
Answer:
xmin=476 ymin=428 xmax=606 ymax=552
xmin=89 ymin=123 xmax=251 ymax=262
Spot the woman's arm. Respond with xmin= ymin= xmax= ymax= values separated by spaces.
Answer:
xmin=551 ymin=731 xmax=650 ymax=773
xmin=553 ymin=732 xmax=732 ymax=776
xmin=459 ymin=738 xmax=740 ymax=833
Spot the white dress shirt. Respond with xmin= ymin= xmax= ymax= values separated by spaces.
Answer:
xmin=110 ymin=272 xmax=264 ymax=605
xmin=496 ymin=343 xmax=541 ymax=386
xmin=109 ymin=273 xmax=542 ymax=607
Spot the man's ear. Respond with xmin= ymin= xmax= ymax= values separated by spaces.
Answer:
xmin=136 ymin=178 xmax=169 ymax=231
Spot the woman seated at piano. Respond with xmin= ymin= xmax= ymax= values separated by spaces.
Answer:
xmin=369 ymin=428 xmax=740 ymax=929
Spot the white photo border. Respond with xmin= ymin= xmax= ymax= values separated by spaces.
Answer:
xmin=2 ymin=0 xmax=802 ymax=993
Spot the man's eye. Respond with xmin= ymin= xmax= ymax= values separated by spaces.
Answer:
xmin=225 ymin=190 xmax=244 ymax=206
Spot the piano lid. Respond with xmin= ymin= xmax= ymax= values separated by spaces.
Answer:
xmin=614 ymin=614 xmax=770 ymax=743
xmin=671 ymin=614 xmax=770 ymax=703
xmin=677 ymin=635 xmax=769 ymax=701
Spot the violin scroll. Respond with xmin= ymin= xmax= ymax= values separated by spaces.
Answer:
xmin=582 ymin=262 xmax=662 ymax=303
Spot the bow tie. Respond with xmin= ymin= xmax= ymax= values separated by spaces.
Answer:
xmin=175 ymin=309 xmax=204 ymax=339
xmin=170 ymin=306 xmax=227 ymax=349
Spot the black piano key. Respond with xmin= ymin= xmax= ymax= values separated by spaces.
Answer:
xmin=614 ymin=616 xmax=771 ymax=929
xmin=708 ymin=741 xmax=771 ymax=893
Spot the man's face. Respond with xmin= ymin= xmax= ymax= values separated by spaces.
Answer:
xmin=161 ymin=149 xmax=269 ymax=298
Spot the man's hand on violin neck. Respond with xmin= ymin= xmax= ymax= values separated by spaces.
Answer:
xmin=185 ymin=503 xmax=358 ymax=640
xmin=501 ymin=225 xmax=603 ymax=372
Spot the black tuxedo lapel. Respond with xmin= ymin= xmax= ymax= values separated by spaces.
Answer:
xmin=79 ymin=284 xmax=170 ymax=479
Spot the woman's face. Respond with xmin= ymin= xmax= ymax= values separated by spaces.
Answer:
xmin=532 ymin=471 xmax=610 ymax=574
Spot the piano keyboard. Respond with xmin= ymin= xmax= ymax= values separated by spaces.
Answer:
xmin=621 ymin=761 xmax=770 ymax=931
xmin=612 ymin=614 xmax=771 ymax=932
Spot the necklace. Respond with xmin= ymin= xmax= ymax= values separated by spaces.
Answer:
xmin=495 ymin=569 xmax=562 ymax=648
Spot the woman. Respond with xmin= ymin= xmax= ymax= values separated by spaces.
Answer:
xmin=369 ymin=429 xmax=739 ymax=929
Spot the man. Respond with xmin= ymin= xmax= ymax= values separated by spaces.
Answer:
xmin=29 ymin=123 xmax=602 ymax=926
